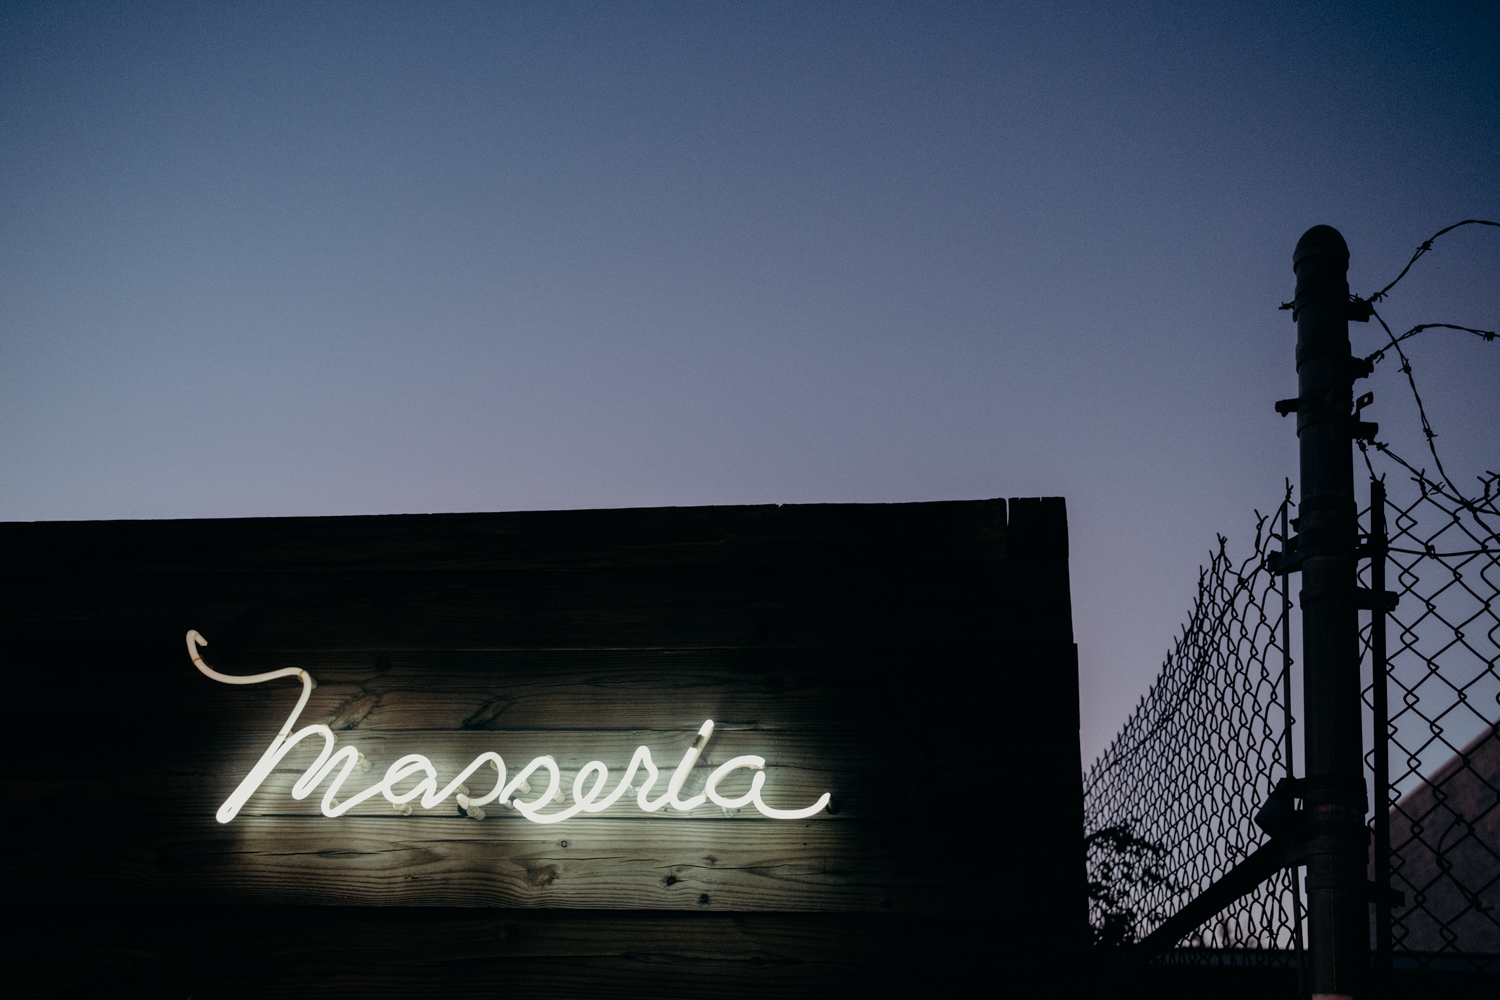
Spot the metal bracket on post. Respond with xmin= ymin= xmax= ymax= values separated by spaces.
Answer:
xmin=1267 ymin=538 xmax=1304 ymax=575
xmin=1132 ymin=761 xmax=1405 ymax=968
xmin=1354 ymin=588 xmax=1399 ymax=612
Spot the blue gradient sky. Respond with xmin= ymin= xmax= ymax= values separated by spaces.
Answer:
xmin=3 ymin=2 xmax=1497 ymax=763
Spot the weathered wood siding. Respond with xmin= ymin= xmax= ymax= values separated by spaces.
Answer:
xmin=0 ymin=497 xmax=1081 ymax=996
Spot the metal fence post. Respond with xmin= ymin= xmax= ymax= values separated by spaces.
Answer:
xmin=1282 ymin=495 xmax=1308 ymax=995
xmin=1369 ymin=478 xmax=1392 ymax=976
xmin=1291 ymin=225 xmax=1367 ymax=998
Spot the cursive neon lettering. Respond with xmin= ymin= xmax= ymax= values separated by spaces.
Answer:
xmin=188 ymin=630 xmax=830 ymax=824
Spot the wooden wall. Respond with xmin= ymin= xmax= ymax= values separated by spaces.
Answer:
xmin=0 ymin=497 xmax=1082 ymax=997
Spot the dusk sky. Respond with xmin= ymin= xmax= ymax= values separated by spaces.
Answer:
xmin=3 ymin=2 xmax=1496 ymax=764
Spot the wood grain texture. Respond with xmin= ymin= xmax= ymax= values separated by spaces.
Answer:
xmin=0 ymin=564 xmax=1010 ymax=651
xmin=63 ymin=645 xmax=1016 ymax=732
xmin=0 ymin=497 xmax=1081 ymax=996
xmin=9 ymin=815 xmax=990 ymax=912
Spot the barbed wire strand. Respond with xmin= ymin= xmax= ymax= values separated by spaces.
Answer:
xmin=1365 ymin=322 xmax=1497 ymax=365
xmin=1087 ymin=220 xmax=1499 ymax=969
xmin=1356 ymin=218 xmax=1498 ymax=507
xmin=1366 ymin=305 xmax=1465 ymax=498
xmin=1368 ymin=219 xmax=1499 ymax=304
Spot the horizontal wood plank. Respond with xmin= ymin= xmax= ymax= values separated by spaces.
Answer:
xmin=0 ymin=499 xmax=1009 ymax=574
xmin=7 ymin=815 xmax=991 ymax=912
xmin=120 ymin=644 xmax=1039 ymax=733
xmin=0 ymin=564 xmax=1018 ymax=651
xmin=6 ymin=909 xmax=1010 ymax=999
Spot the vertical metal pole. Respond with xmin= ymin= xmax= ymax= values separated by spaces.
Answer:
xmin=1292 ymin=226 xmax=1366 ymax=999
xmin=1282 ymin=495 xmax=1308 ymax=995
xmin=1370 ymin=478 xmax=1393 ymax=976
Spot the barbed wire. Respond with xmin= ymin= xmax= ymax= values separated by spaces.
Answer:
xmin=1087 ymin=220 xmax=1498 ymax=968
xmin=1367 ymin=219 xmax=1500 ymax=304
xmin=1356 ymin=219 xmax=1497 ymax=508
xmin=1356 ymin=226 xmax=1497 ymax=970
xmin=1364 ymin=305 xmax=1497 ymax=507
xmin=1277 ymin=219 xmax=1499 ymax=315
xmin=1365 ymin=322 xmax=1497 ymax=362
xmin=1272 ymin=219 xmax=1499 ymax=506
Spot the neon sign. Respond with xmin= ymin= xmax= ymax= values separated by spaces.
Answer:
xmin=188 ymin=630 xmax=832 ymax=825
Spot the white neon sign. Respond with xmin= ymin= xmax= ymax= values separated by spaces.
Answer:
xmin=188 ymin=630 xmax=831 ymax=825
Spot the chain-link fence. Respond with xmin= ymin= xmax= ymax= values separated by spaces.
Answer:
xmin=1083 ymin=493 xmax=1302 ymax=960
xmin=1085 ymin=221 xmax=1498 ymax=976
xmin=1363 ymin=449 xmax=1500 ymax=972
xmin=1083 ymin=448 xmax=1500 ymax=971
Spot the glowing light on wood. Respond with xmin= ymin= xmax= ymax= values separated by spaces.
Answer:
xmin=187 ymin=630 xmax=831 ymax=824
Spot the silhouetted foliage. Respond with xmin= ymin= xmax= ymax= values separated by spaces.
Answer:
xmin=1086 ymin=823 xmax=1177 ymax=949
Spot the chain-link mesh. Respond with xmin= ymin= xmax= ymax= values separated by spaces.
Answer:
xmin=1085 ymin=221 xmax=1496 ymax=974
xmin=1081 ymin=449 xmax=1500 ymax=970
xmin=1362 ymin=445 xmax=1500 ymax=971
xmin=1083 ymin=497 xmax=1301 ymax=960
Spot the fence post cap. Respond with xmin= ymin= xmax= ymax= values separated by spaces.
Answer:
xmin=1294 ymin=225 xmax=1350 ymax=269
